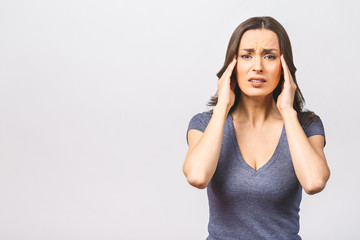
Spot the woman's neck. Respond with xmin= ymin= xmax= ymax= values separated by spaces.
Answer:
xmin=231 ymin=93 xmax=281 ymax=128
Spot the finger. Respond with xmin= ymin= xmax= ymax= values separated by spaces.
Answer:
xmin=223 ymin=58 xmax=236 ymax=77
xmin=280 ymin=55 xmax=290 ymax=78
xmin=281 ymin=79 xmax=285 ymax=90
xmin=280 ymin=55 xmax=295 ymax=86
xmin=224 ymin=57 xmax=237 ymax=79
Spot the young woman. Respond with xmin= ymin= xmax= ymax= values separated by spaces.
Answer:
xmin=183 ymin=16 xmax=330 ymax=239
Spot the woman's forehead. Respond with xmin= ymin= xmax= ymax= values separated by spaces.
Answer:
xmin=239 ymin=29 xmax=279 ymax=50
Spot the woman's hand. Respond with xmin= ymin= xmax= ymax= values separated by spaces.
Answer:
xmin=277 ymin=55 xmax=297 ymax=114
xmin=217 ymin=56 xmax=237 ymax=111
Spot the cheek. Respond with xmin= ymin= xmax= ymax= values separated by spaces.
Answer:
xmin=273 ymin=64 xmax=282 ymax=87
xmin=268 ymin=62 xmax=282 ymax=78
xmin=235 ymin=63 xmax=250 ymax=78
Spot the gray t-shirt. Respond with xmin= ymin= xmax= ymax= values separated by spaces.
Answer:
xmin=186 ymin=111 xmax=326 ymax=240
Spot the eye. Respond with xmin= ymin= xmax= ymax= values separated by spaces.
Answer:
xmin=265 ymin=55 xmax=276 ymax=60
xmin=241 ymin=54 xmax=251 ymax=59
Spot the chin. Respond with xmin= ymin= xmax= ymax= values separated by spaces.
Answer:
xmin=241 ymin=89 xmax=275 ymax=98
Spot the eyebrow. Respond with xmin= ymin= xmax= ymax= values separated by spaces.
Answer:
xmin=240 ymin=48 xmax=279 ymax=53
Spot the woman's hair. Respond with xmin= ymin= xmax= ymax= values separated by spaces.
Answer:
xmin=207 ymin=16 xmax=319 ymax=126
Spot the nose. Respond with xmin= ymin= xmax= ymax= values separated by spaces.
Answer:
xmin=252 ymin=56 xmax=263 ymax=73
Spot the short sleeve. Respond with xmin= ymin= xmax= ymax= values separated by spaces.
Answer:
xmin=186 ymin=112 xmax=212 ymax=145
xmin=303 ymin=117 xmax=326 ymax=147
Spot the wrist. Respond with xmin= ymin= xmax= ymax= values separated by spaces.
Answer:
xmin=280 ymin=108 xmax=297 ymax=121
xmin=280 ymin=107 xmax=296 ymax=115
xmin=214 ymin=103 xmax=231 ymax=115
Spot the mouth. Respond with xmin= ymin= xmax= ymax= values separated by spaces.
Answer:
xmin=248 ymin=77 xmax=266 ymax=87
xmin=248 ymin=77 xmax=266 ymax=83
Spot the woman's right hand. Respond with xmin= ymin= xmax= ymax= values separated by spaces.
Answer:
xmin=216 ymin=56 xmax=237 ymax=111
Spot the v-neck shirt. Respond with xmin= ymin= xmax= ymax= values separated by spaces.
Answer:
xmin=229 ymin=113 xmax=285 ymax=173
xmin=186 ymin=111 xmax=326 ymax=240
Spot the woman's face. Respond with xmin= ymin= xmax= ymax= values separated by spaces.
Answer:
xmin=235 ymin=29 xmax=282 ymax=98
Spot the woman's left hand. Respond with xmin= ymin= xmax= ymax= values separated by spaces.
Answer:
xmin=277 ymin=54 xmax=297 ymax=114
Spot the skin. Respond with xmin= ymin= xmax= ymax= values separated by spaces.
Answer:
xmin=230 ymin=29 xmax=284 ymax=170
xmin=183 ymin=29 xmax=330 ymax=194
xmin=235 ymin=29 xmax=282 ymax=100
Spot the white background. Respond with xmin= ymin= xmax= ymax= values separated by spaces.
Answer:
xmin=1 ymin=0 xmax=359 ymax=239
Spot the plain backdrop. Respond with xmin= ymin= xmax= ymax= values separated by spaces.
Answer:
xmin=1 ymin=0 xmax=359 ymax=239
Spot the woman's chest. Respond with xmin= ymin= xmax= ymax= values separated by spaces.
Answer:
xmin=233 ymin=121 xmax=284 ymax=171
xmin=215 ymin=128 xmax=299 ymax=202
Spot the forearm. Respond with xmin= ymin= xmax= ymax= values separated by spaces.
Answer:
xmin=183 ymin=104 xmax=229 ymax=189
xmin=281 ymin=109 xmax=330 ymax=194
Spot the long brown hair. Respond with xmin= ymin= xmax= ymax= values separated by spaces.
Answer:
xmin=207 ymin=16 xmax=319 ymax=126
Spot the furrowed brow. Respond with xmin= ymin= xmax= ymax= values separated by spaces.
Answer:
xmin=263 ymin=48 xmax=279 ymax=53
xmin=240 ymin=48 xmax=255 ymax=52
xmin=240 ymin=48 xmax=279 ymax=53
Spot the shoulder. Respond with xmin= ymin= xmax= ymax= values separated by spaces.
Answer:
xmin=189 ymin=111 xmax=212 ymax=124
xmin=300 ymin=112 xmax=326 ymax=146
xmin=187 ymin=111 xmax=212 ymax=131
xmin=186 ymin=111 xmax=213 ymax=144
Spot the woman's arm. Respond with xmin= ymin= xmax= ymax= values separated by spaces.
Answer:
xmin=277 ymin=55 xmax=330 ymax=194
xmin=281 ymin=109 xmax=330 ymax=195
xmin=183 ymin=57 xmax=237 ymax=189
xmin=183 ymin=105 xmax=229 ymax=189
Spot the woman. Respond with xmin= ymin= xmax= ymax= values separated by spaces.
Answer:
xmin=183 ymin=16 xmax=330 ymax=239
